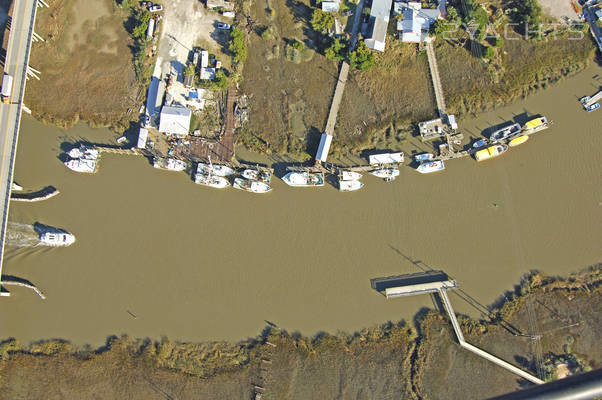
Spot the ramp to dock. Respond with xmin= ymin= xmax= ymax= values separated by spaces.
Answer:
xmin=425 ymin=42 xmax=446 ymax=117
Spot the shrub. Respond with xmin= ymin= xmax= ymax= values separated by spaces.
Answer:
xmin=132 ymin=10 xmax=151 ymax=40
xmin=292 ymin=40 xmax=305 ymax=51
xmin=229 ymin=28 xmax=247 ymax=62
xmin=349 ymin=41 xmax=375 ymax=71
xmin=324 ymin=37 xmax=347 ymax=61
xmin=311 ymin=9 xmax=335 ymax=34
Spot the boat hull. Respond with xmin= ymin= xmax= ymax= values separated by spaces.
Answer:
xmin=197 ymin=163 xmax=235 ymax=177
xmin=414 ymin=153 xmax=434 ymax=162
xmin=489 ymin=123 xmax=522 ymax=142
xmin=64 ymin=159 xmax=97 ymax=173
xmin=340 ymin=171 xmax=362 ymax=181
xmin=475 ymin=144 xmax=508 ymax=162
xmin=416 ymin=160 xmax=445 ymax=173
xmin=241 ymin=169 xmax=272 ymax=183
xmin=369 ymin=169 xmax=400 ymax=179
xmin=508 ymin=135 xmax=528 ymax=147
xmin=233 ymin=177 xmax=272 ymax=193
xmin=194 ymin=173 xmax=230 ymax=188
xmin=339 ymin=180 xmax=363 ymax=191
xmin=282 ymin=172 xmax=325 ymax=187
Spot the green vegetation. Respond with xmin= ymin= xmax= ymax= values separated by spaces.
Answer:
xmin=349 ymin=41 xmax=375 ymax=71
xmin=511 ymin=0 xmax=542 ymax=28
xmin=311 ymin=9 xmax=335 ymax=34
xmin=229 ymin=28 xmax=248 ymax=62
xmin=131 ymin=9 xmax=151 ymax=39
xmin=184 ymin=63 xmax=195 ymax=77
xmin=292 ymin=40 xmax=305 ymax=51
xmin=324 ymin=37 xmax=347 ymax=61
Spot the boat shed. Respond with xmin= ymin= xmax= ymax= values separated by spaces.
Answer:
xmin=368 ymin=152 xmax=404 ymax=165
xmin=315 ymin=133 xmax=333 ymax=163
xmin=137 ymin=127 xmax=148 ymax=149
xmin=159 ymin=106 xmax=191 ymax=136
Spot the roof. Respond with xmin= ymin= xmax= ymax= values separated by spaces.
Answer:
xmin=183 ymin=74 xmax=194 ymax=88
xmin=364 ymin=0 xmax=393 ymax=51
xmin=368 ymin=152 xmax=404 ymax=164
xmin=322 ymin=0 xmax=340 ymax=12
xmin=395 ymin=1 xmax=440 ymax=42
xmin=200 ymin=67 xmax=215 ymax=80
xmin=315 ymin=133 xmax=332 ymax=162
xmin=137 ymin=128 xmax=148 ymax=149
xmin=159 ymin=106 xmax=191 ymax=136
xmin=206 ymin=0 xmax=234 ymax=10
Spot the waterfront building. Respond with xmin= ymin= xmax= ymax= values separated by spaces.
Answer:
xmin=364 ymin=0 xmax=393 ymax=51
xmin=158 ymin=105 xmax=191 ymax=136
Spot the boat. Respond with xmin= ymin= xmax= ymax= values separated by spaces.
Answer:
xmin=489 ymin=123 xmax=522 ymax=142
xmin=241 ymin=168 xmax=272 ymax=183
xmin=194 ymin=173 xmax=230 ymax=188
xmin=474 ymin=144 xmax=508 ymax=162
xmin=339 ymin=170 xmax=362 ymax=181
xmin=338 ymin=180 xmax=363 ymax=192
xmin=414 ymin=153 xmax=434 ymax=162
xmin=585 ymin=103 xmax=600 ymax=112
xmin=64 ymin=158 xmax=97 ymax=173
xmin=39 ymin=231 xmax=76 ymax=247
xmin=508 ymin=135 xmax=529 ymax=147
xmin=68 ymin=145 xmax=99 ymax=160
xmin=153 ymin=157 xmax=187 ymax=171
xmin=472 ymin=138 xmax=488 ymax=148
xmin=11 ymin=182 xmax=22 ymax=191
xmin=416 ymin=160 xmax=445 ymax=174
xmin=522 ymin=116 xmax=548 ymax=134
xmin=282 ymin=171 xmax=325 ymax=187
xmin=369 ymin=168 xmax=400 ymax=180
xmin=197 ymin=163 xmax=235 ymax=177
xmin=233 ymin=177 xmax=272 ymax=193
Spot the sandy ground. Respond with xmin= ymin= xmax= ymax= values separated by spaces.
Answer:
xmin=538 ymin=0 xmax=579 ymax=22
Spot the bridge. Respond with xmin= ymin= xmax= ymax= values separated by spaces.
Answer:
xmin=0 ymin=0 xmax=40 ymax=295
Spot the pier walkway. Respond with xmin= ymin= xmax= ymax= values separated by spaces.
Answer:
xmin=425 ymin=42 xmax=446 ymax=117
xmin=0 ymin=0 xmax=39 ymax=294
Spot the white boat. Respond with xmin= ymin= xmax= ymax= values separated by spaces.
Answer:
xmin=153 ymin=157 xmax=187 ymax=171
xmin=39 ymin=232 xmax=76 ymax=247
xmin=414 ymin=153 xmax=434 ymax=162
xmin=64 ymin=158 xmax=97 ymax=173
xmin=369 ymin=168 xmax=400 ymax=180
xmin=197 ymin=163 xmax=235 ymax=177
xmin=339 ymin=170 xmax=362 ymax=181
xmin=68 ymin=145 xmax=99 ymax=160
xmin=416 ymin=160 xmax=445 ymax=174
xmin=339 ymin=180 xmax=363 ymax=192
xmin=241 ymin=168 xmax=272 ymax=183
xmin=282 ymin=171 xmax=325 ymax=187
xmin=11 ymin=182 xmax=22 ymax=191
xmin=194 ymin=173 xmax=230 ymax=189
xmin=472 ymin=138 xmax=488 ymax=148
xmin=489 ymin=123 xmax=522 ymax=142
xmin=233 ymin=177 xmax=272 ymax=193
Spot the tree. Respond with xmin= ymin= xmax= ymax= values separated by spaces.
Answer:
xmin=214 ymin=69 xmax=229 ymax=89
xmin=482 ymin=46 xmax=495 ymax=60
xmin=349 ymin=41 xmax=375 ymax=72
xmin=311 ymin=9 xmax=335 ymax=34
xmin=324 ymin=38 xmax=347 ymax=61
xmin=184 ymin=63 xmax=195 ymax=77
xmin=132 ymin=11 xmax=151 ymax=40
xmin=446 ymin=6 xmax=459 ymax=23
xmin=229 ymin=28 xmax=247 ymax=62
xmin=494 ymin=37 xmax=504 ymax=48
xmin=292 ymin=40 xmax=305 ymax=51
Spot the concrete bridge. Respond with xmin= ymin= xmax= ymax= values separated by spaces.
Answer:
xmin=0 ymin=0 xmax=41 ymax=295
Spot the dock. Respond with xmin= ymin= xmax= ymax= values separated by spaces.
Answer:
xmin=425 ymin=42 xmax=446 ymax=117
xmin=10 ymin=185 xmax=59 ymax=202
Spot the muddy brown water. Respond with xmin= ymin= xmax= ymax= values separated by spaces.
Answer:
xmin=1 ymin=65 xmax=601 ymax=347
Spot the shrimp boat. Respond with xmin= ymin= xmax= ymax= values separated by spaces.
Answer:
xmin=413 ymin=153 xmax=434 ymax=162
xmin=522 ymin=116 xmax=548 ymax=134
xmin=197 ymin=163 xmax=235 ymax=177
xmin=194 ymin=173 xmax=230 ymax=188
xmin=475 ymin=144 xmax=508 ymax=162
xmin=153 ymin=157 xmax=187 ymax=171
xmin=339 ymin=170 xmax=362 ymax=181
xmin=282 ymin=171 xmax=325 ymax=187
xmin=338 ymin=180 xmax=363 ymax=192
xmin=68 ymin=145 xmax=100 ymax=160
xmin=489 ymin=123 xmax=522 ymax=142
xmin=64 ymin=158 xmax=97 ymax=173
xmin=39 ymin=231 xmax=76 ymax=247
xmin=416 ymin=160 xmax=445 ymax=174
xmin=233 ymin=177 xmax=272 ymax=193
xmin=241 ymin=168 xmax=272 ymax=183
xmin=369 ymin=168 xmax=400 ymax=181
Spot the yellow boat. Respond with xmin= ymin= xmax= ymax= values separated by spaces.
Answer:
xmin=508 ymin=135 xmax=528 ymax=147
xmin=475 ymin=144 xmax=508 ymax=162
xmin=523 ymin=116 xmax=548 ymax=133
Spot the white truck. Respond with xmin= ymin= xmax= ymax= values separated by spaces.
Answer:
xmin=1 ymin=74 xmax=13 ymax=104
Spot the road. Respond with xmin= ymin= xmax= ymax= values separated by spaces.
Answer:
xmin=0 ymin=0 xmax=37 ymax=291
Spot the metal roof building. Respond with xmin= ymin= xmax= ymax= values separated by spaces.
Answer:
xmin=364 ymin=0 xmax=393 ymax=51
xmin=394 ymin=2 xmax=440 ymax=43
xmin=159 ymin=106 xmax=191 ymax=136
xmin=315 ymin=133 xmax=333 ymax=163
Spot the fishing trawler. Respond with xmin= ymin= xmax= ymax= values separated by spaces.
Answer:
xmin=282 ymin=171 xmax=324 ymax=187
xmin=68 ymin=145 xmax=100 ymax=160
xmin=369 ymin=168 xmax=400 ymax=181
xmin=194 ymin=173 xmax=230 ymax=189
xmin=153 ymin=157 xmax=187 ymax=171
xmin=241 ymin=168 xmax=272 ymax=183
xmin=197 ymin=163 xmax=235 ymax=177
xmin=233 ymin=177 xmax=272 ymax=193
xmin=339 ymin=170 xmax=362 ymax=181
xmin=416 ymin=160 xmax=445 ymax=174
xmin=338 ymin=180 xmax=363 ymax=192
xmin=64 ymin=158 xmax=97 ymax=173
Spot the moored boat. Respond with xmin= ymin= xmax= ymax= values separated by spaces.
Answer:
xmin=416 ymin=160 xmax=445 ymax=174
xmin=153 ymin=157 xmax=187 ymax=171
xmin=197 ymin=163 xmax=235 ymax=177
xmin=522 ymin=116 xmax=548 ymax=134
xmin=39 ymin=232 xmax=76 ymax=247
xmin=508 ymin=135 xmax=528 ymax=147
xmin=64 ymin=158 xmax=97 ymax=173
xmin=489 ymin=123 xmax=522 ymax=142
xmin=585 ymin=103 xmax=600 ymax=112
xmin=194 ymin=173 xmax=230 ymax=188
xmin=475 ymin=144 xmax=508 ymax=162
xmin=472 ymin=138 xmax=488 ymax=148
xmin=282 ymin=171 xmax=325 ymax=187
xmin=338 ymin=180 xmax=363 ymax=192
xmin=233 ymin=177 xmax=272 ymax=193
xmin=369 ymin=168 xmax=400 ymax=180
xmin=241 ymin=168 xmax=272 ymax=183
xmin=414 ymin=153 xmax=434 ymax=162
xmin=339 ymin=170 xmax=362 ymax=181
xmin=68 ymin=145 xmax=100 ymax=160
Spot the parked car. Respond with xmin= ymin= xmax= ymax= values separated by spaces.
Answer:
xmin=222 ymin=11 xmax=235 ymax=18
xmin=149 ymin=4 xmax=163 ymax=12
xmin=216 ymin=22 xmax=231 ymax=30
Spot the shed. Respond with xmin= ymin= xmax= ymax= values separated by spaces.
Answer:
xmin=137 ymin=128 xmax=148 ymax=149
xmin=447 ymin=114 xmax=458 ymax=130
xmin=201 ymin=50 xmax=209 ymax=68
xmin=368 ymin=152 xmax=404 ymax=165
xmin=159 ymin=106 xmax=191 ymax=136
xmin=147 ymin=18 xmax=155 ymax=39
xmin=315 ymin=133 xmax=333 ymax=162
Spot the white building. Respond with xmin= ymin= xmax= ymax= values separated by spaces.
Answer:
xmin=315 ymin=133 xmax=333 ymax=163
xmin=200 ymin=50 xmax=209 ymax=68
xmin=394 ymin=1 xmax=440 ymax=43
xmin=322 ymin=0 xmax=340 ymax=12
xmin=158 ymin=106 xmax=191 ymax=136
xmin=365 ymin=0 xmax=393 ymax=51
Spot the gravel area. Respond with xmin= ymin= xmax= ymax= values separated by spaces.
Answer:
xmin=538 ymin=0 xmax=579 ymax=22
